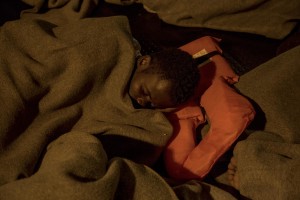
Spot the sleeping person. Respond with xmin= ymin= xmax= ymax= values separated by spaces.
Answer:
xmin=130 ymin=36 xmax=255 ymax=185
xmin=0 ymin=43 xmax=200 ymax=185
xmin=129 ymin=48 xmax=199 ymax=110
xmin=162 ymin=36 xmax=256 ymax=182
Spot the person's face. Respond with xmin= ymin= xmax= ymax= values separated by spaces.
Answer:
xmin=129 ymin=55 xmax=175 ymax=109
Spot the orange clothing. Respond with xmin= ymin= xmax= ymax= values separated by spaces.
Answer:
xmin=164 ymin=36 xmax=255 ymax=180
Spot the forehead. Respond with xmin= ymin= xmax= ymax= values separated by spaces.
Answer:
xmin=129 ymin=64 xmax=176 ymax=108
xmin=152 ymin=78 xmax=172 ymax=96
xmin=147 ymin=74 xmax=174 ymax=107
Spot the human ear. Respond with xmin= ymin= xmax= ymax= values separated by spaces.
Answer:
xmin=137 ymin=55 xmax=151 ymax=70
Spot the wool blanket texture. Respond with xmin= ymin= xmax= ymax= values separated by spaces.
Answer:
xmin=0 ymin=1 xmax=235 ymax=199
xmin=0 ymin=1 xmax=299 ymax=199
xmin=140 ymin=0 xmax=300 ymax=39
xmin=233 ymin=45 xmax=300 ymax=200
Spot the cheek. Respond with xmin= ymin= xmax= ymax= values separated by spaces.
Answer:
xmin=161 ymin=97 xmax=176 ymax=108
xmin=129 ymin=77 xmax=140 ymax=98
xmin=152 ymin=97 xmax=174 ymax=109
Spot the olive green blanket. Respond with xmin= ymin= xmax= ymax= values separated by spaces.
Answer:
xmin=0 ymin=1 xmax=299 ymax=199
xmin=140 ymin=0 xmax=300 ymax=39
xmin=0 ymin=1 xmax=233 ymax=199
xmin=233 ymin=45 xmax=300 ymax=200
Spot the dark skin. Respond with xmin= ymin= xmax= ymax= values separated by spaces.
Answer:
xmin=129 ymin=55 xmax=176 ymax=109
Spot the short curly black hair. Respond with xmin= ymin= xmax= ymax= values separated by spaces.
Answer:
xmin=145 ymin=48 xmax=200 ymax=106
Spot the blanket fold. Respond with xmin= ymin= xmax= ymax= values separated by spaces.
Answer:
xmin=0 ymin=5 xmax=173 ymax=188
xmin=1 ymin=1 xmax=299 ymax=199
xmin=234 ymin=45 xmax=300 ymax=199
xmin=140 ymin=0 xmax=300 ymax=39
xmin=21 ymin=0 xmax=99 ymax=25
xmin=0 ymin=131 xmax=237 ymax=200
xmin=0 ymin=1 xmax=235 ymax=199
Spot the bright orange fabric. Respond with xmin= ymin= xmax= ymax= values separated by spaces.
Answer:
xmin=164 ymin=36 xmax=255 ymax=180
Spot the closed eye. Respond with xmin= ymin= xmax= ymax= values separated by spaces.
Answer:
xmin=142 ymin=86 xmax=151 ymax=99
